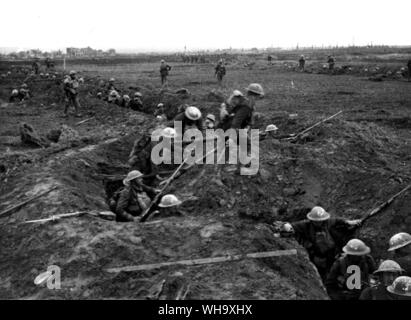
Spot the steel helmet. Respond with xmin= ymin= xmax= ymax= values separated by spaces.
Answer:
xmin=343 ymin=239 xmax=371 ymax=256
xmin=387 ymin=276 xmax=411 ymax=297
xmin=123 ymin=94 xmax=130 ymax=101
xmin=307 ymin=206 xmax=330 ymax=221
xmin=157 ymin=103 xmax=164 ymax=108
xmin=109 ymin=78 xmax=115 ymax=82
xmin=11 ymin=89 xmax=18 ymax=96
xmin=374 ymin=260 xmax=404 ymax=274
xmin=78 ymin=77 xmax=84 ymax=83
xmin=246 ymin=83 xmax=264 ymax=96
xmin=206 ymin=114 xmax=216 ymax=122
xmin=97 ymin=92 xmax=102 ymax=97
xmin=158 ymin=194 xmax=182 ymax=208
xmin=162 ymin=127 xmax=177 ymax=139
xmin=110 ymin=90 xmax=118 ymax=97
xmin=7 ymin=71 xmax=11 ymax=75
xmin=40 ymin=72 xmax=44 ymax=77
xmin=388 ymin=232 xmax=411 ymax=252
xmin=185 ymin=106 xmax=202 ymax=121
xmin=69 ymin=70 xmax=76 ymax=75
xmin=21 ymin=83 xmax=28 ymax=88
xmin=161 ymin=59 xmax=165 ymax=63
xmin=265 ymin=124 xmax=278 ymax=132
xmin=123 ymin=170 xmax=143 ymax=186
xmin=232 ymin=90 xmax=244 ymax=97
xmin=134 ymin=92 xmax=142 ymax=98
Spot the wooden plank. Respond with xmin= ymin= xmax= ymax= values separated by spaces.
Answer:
xmin=106 ymin=249 xmax=298 ymax=273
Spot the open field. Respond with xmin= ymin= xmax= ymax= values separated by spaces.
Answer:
xmin=0 ymin=53 xmax=410 ymax=299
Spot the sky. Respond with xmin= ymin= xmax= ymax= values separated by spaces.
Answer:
xmin=1 ymin=0 xmax=410 ymax=53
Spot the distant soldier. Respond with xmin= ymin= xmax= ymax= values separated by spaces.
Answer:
xmin=121 ymin=95 xmax=131 ymax=108
xmin=299 ymin=55 xmax=306 ymax=71
xmin=109 ymin=170 xmax=159 ymax=222
xmin=45 ymin=57 xmax=54 ymax=70
xmin=129 ymin=92 xmax=143 ymax=111
xmin=18 ymin=83 xmax=31 ymax=101
xmin=32 ymin=60 xmax=40 ymax=74
xmin=106 ymin=78 xmax=118 ymax=93
xmin=63 ymin=70 xmax=82 ymax=117
xmin=325 ymin=239 xmax=377 ymax=300
xmin=388 ymin=232 xmax=411 ymax=276
xmin=328 ymin=55 xmax=335 ymax=71
xmin=205 ymin=114 xmax=216 ymax=129
xmin=267 ymin=55 xmax=273 ymax=65
xmin=107 ymin=90 xmax=120 ymax=104
xmin=279 ymin=206 xmax=362 ymax=278
xmin=407 ymin=59 xmax=411 ymax=81
xmin=160 ymin=60 xmax=172 ymax=87
xmin=154 ymin=103 xmax=166 ymax=120
xmin=360 ymin=260 xmax=404 ymax=300
xmin=215 ymin=59 xmax=226 ymax=86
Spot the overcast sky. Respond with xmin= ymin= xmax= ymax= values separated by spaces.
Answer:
xmin=1 ymin=0 xmax=410 ymax=52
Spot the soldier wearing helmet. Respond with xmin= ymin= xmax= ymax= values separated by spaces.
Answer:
xmin=218 ymin=89 xmax=253 ymax=131
xmin=63 ymin=70 xmax=82 ymax=117
xmin=205 ymin=114 xmax=216 ymax=129
xmin=386 ymin=276 xmax=411 ymax=300
xmin=151 ymin=194 xmax=184 ymax=218
xmin=214 ymin=59 xmax=226 ymax=87
xmin=160 ymin=60 xmax=172 ymax=87
xmin=9 ymin=89 xmax=20 ymax=102
xmin=360 ymin=260 xmax=404 ymax=300
xmin=280 ymin=206 xmax=363 ymax=278
xmin=299 ymin=55 xmax=306 ymax=71
xmin=407 ymin=59 xmax=411 ymax=81
xmin=327 ymin=55 xmax=335 ymax=71
xmin=153 ymin=103 xmax=166 ymax=120
xmin=388 ymin=232 xmax=411 ymax=276
xmin=169 ymin=105 xmax=204 ymax=134
xmin=325 ymin=239 xmax=376 ymax=300
xmin=129 ymin=92 xmax=143 ymax=111
xmin=106 ymin=78 xmax=118 ymax=94
xmin=109 ymin=170 xmax=160 ymax=222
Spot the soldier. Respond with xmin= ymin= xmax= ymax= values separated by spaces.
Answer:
xmin=360 ymin=260 xmax=404 ymax=300
xmin=110 ymin=170 xmax=159 ymax=222
xmin=205 ymin=114 xmax=216 ymax=129
xmin=151 ymin=194 xmax=184 ymax=218
xmin=160 ymin=60 xmax=172 ymax=87
xmin=215 ymin=59 xmax=226 ymax=86
xmin=169 ymin=106 xmax=204 ymax=134
xmin=299 ymin=55 xmax=306 ymax=71
xmin=121 ymin=95 xmax=131 ymax=108
xmin=107 ymin=90 xmax=120 ymax=104
xmin=259 ymin=124 xmax=278 ymax=140
xmin=325 ymin=239 xmax=377 ymax=300
xmin=154 ymin=103 xmax=166 ymax=120
xmin=129 ymin=92 xmax=143 ymax=111
xmin=18 ymin=83 xmax=31 ymax=101
xmin=107 ymin=78 xmax=118 ymax=93
xmin=280 ymin=207 xmax=362 ymax=278
xmin=386 ymin=276 xmax=411 ymax=300
xmin=327 ymin=55 xmax=335 ymax=71
xmin=9 ymin=89 xmax=20 ymax=103
xmin=267 ymin=55 xmax=273 ymax=65
xmin=388 ymin=232 xmax=411 ymax=276
xmin=407 ymin=59 xmax=411 ymax=81
xmin=63 ymin=70 xmax=82 ymax=118
xmin=32 ymin=60 xmax=40 ymax=74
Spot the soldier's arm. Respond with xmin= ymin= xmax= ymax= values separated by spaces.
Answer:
xmin=140 ymin=183 xmax=159 ymax=199
xmin=230 ymin=106 xmax=251 ymax=129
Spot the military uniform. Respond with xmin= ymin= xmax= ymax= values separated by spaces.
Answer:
xmin=218 ymin=98 xmax=253 ymax=131
xmin=299 ymin=57 xmax=305 ymax=70
xmin=328 ymin=56 xmax=335 ymax=70
xmin=408 ymin=60 xmax=411 ymax=81
xmin=128 ymin=134 xmax=159 ymax=178
xmin=113 ymin=183 xmax=157 ymax=222
xmin=129 ymin=98 xmax=143 ymax=111
xmin=360 ymin=284 xmax=395 ymax=300
xmin=63 ymin=77 xmax=81 ymax=116
xmin=170 ymin=111 xmax=204 ymax=133
xmin=160 ymin=64 xmax=172 ymax=85
xmin=325 ymin=253 xmax=377 ymax=300
xmin=215 ymin=63 xmax=226 ymax=84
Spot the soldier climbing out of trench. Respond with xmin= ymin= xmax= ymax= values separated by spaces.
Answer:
xmin=63 ymin=70 xmax=82 ymax=118
xmin=359 ymin=260 xmax=404 ymax=300
xmin=109 ymin=170 xmax=160 ymax=222
xmin=325 ymin=239 xmax=376 ymax=300
xmin=387 ymin=232 xmax=411 ymax=276
xmin=169 ymin=105 xmax=204 ymax=134
xmin=278 ymin=206 xmax=362 ymax=279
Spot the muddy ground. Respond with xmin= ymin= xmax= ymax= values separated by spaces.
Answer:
xmin=0 ymin=58 xmax=410 ymax=299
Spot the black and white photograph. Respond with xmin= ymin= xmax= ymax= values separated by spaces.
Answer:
xmin=0 ymin=0 xmax=410 ymax=308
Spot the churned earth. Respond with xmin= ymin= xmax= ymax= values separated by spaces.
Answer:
xmin=0 ymin=57 xmax=410 ymax=299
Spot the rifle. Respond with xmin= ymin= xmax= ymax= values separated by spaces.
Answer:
xmin=360 ymin=184 xmax=411 ymax=224
xmin=22 ymin=210 xmax=115 ymax=224
xmin=282 ymin=110 xmax=343 ymax=141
